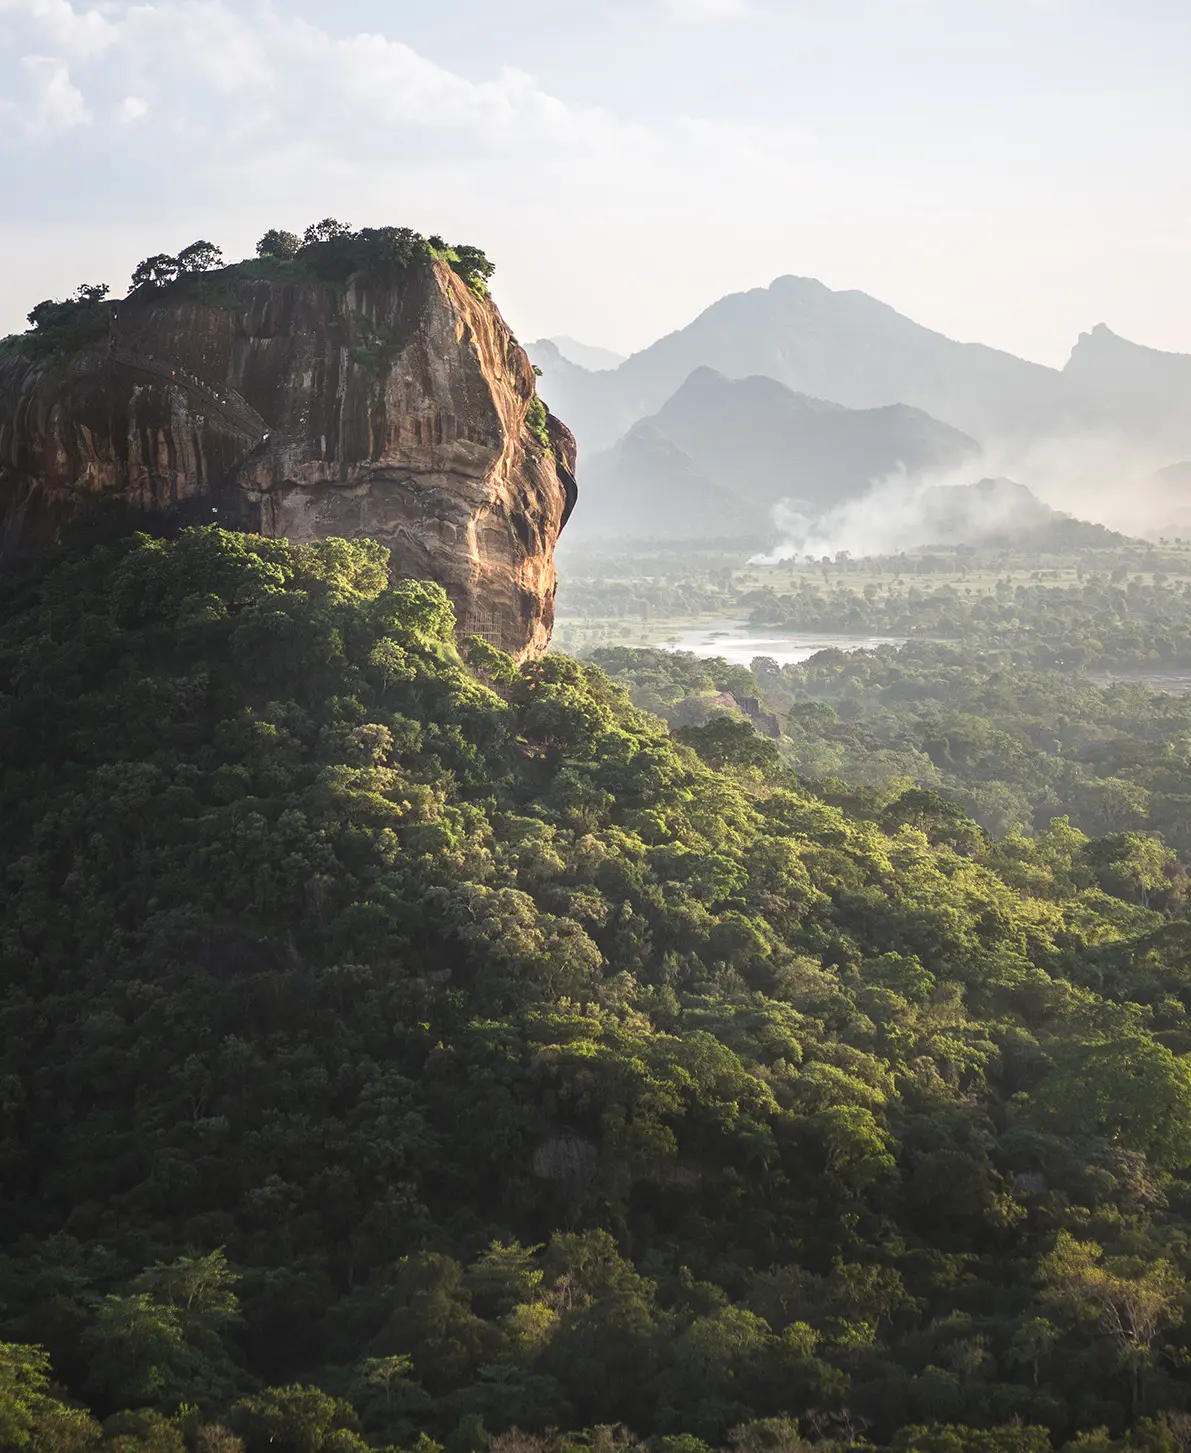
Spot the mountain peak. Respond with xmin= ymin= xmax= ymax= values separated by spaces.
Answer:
xmin=768 ymin=274 xmax=834 ymax=295
xmin=666 ymin=366 xmax=836 ymax=410
xmin=681 ymin=364 xmax=730 ymax=388
xmin=767 ymin=274 xmax=888 ymax=309
xmin=1072 ymin=322 xmax=1125 ymax=351
xmin=548 ymin=335 xmax=626 ymax=372
xmin=1064 ymin=321 xmax=1191 ymax=387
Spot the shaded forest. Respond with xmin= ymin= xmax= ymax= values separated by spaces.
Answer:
xmin=589 ymin=643 xmax=1191 ymax=846
xmin=4 ymin=532 xmax=1191 ymax=1450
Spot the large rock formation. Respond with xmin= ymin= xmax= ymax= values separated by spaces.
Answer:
xmin=0 ymin=258 xmax=576 ymax=658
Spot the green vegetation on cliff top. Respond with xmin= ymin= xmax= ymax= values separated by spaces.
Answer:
xmin=0 ymin=221 xmax=497 ymax=365
xmin=4 ymin=530 xmax=1191 ymax=1450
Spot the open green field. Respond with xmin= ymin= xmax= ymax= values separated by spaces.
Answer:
xmin=555 ymin=541 xmax=1191 ymax=662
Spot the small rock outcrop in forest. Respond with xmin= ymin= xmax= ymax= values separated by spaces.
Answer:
xmin=0 ymin=239 xmax=577 ymax=659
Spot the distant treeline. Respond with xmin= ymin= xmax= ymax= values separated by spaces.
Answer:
xmin=747 ymin=576 xmax=1191 ymax=668
xmin=588 ymin=640 xmax=1191 ymax=846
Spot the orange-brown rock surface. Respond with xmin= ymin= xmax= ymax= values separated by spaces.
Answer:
xmin=0 ymin=259 xmax=576 ymax=658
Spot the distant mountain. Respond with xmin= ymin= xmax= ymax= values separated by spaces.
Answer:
xmin=1152 ymin=461 xmax=1191 ymax=492
xmin=1134 ymin=460 xmax=1191 ymax=539
xmin=1057 ymin=325 xmax=1191 ymax=443
xmin=568 ymin=368 xmax=978 ymax=543
xmin=574 ymin=421 xmax=750 ymax=542
xmin=532 ymin=276 xmax=1191 ymax=461
xmin=533 ymin=276 xmax=1059 ymax=453
xmin=546 ymin=336 xmax=626 ymax=371
xmin=526 ymin=340 xmax=599 ymax=412
xmin=910 ymin=478 xmax=1128 ymax=550
xmin=1065 ymin=324 xmax=1191 ymax=397
xmin=650 ymin=368 xmax=979 ymax=510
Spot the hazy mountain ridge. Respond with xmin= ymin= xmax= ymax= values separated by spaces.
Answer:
xmin=578 ymin=420 xmax=748 ymax=541
xmin=532 ymin=276 xmax=1059 ymax=453
xmin=911 ymin=476 xmax=1129 ymax=549
xmin=568 ymin=365 xmax=979 ymax=543
xmin=651 ymin=367 xmax=979 ymax=507
xmin=531 ymin=277 xmax=1191 ymax=469
xmin=1065 ymin=323 xmax=1191 ymax=392
xmin=545 ymin=334 xmax=626 ymax=371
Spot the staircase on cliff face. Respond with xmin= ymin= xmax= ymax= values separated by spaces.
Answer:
xmin=109 ymin=348 xmax=274 ymax=440
xmin=109 ymin=347 xmax=286 ymax=500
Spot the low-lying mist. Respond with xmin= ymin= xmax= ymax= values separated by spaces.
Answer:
xmin=753 ymin=428 xmax=1191 ymax=562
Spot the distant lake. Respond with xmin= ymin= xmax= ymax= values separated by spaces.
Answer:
xmin=647 ymin=619 xmax=906 ymax=667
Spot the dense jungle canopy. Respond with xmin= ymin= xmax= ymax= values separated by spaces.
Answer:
xmin=3 ymin=530 xmax=1191 ymax=1452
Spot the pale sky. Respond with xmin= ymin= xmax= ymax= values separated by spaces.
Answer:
xmin=0 ymin=0 xmax=1189 ymax=365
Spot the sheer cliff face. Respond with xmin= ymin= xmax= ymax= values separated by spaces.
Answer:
xmin=0 ymin=260 xmax=577 ymax=659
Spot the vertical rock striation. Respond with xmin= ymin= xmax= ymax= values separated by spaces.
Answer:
xmin=0 ymin=259 xmax=576 ymax=658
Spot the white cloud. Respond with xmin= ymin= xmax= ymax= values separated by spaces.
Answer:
xmin=0 ymin=0 xmax=804 ymax=327
xmin=117 ymin=93 xmax=146 ymax=123
xmin=0 ymin=0 xmax=647 ymax=165
xmin=21 ymin=53 xmax=89 ymax=134
xmin=0 ymin=0 xmax=793 ymax=203
xmin=0 ymin=0 xmax=113 ymax=57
